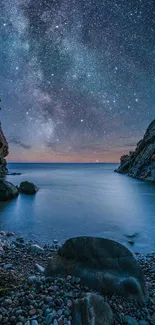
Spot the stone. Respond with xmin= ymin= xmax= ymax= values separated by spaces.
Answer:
xmin=0 ymin=180 xmax=19 ymax=201
xmin=0 ymin=231 xmax=6 ymax=236
xmin=3 ymin=264 xmax=13 ymax=270
xmin=53 ymin=239 xmax=58 ymax=244
xmin=9 ymin=316 xmax=16 ymax=322
xmin=30 ymin=244 xmax=44 ymax=254
xmin=32 ymin=321 xmax=39 ymax=325
xmin=15 ymin=309 xmax=23 ymax=316
xmin=115 ymin=119 xmax=155 ymax=183
xmin=18 ymin=181 xmax=38 ymax=194
xmin=29 ymin=309 xmax=37 ymax=316
xmin=6 ymin=232 xmax=15 ymax=237
xmin=28 ymin=276 xmax=37 ymax=283
xmin=72 ymin=293 xmax=113 ymax=325
xmin=53 ymin=320 xmax=59 ymax=325
xmin=45 ymin=236 xmax=148 ymax=304
xmin=35 ymin=263 xmax=45 ymax=273
xmin=0 ymin=246 xmax=4 ymax=255
xmin=25 ymin=322 xmax=31 ymax=325
xmin=46 ymin=311 xmax=56 ymax=324
xmin=139 ymin=321 xmax=148 ymax=325
xmin=4 ymin=298 xmax=12 ymax=306
xmin=123 ymin=316 xmax=138 ymax=325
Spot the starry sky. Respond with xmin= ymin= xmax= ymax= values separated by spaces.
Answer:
xmin=0 ymin=0 xmax=155 ymax=162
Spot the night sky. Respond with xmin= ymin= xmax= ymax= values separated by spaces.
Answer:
xmin=0 ymin=0 xmax=155 ymax=162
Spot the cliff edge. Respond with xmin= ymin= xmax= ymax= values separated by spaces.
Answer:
xmin=115 ymin=119 xmax=155 ymax=183
xmin=0 ymin=122 xmax=9 ymax=175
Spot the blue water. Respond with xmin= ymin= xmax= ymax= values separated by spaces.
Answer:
xmin=0 ymin=163 xmax=155 ymax=253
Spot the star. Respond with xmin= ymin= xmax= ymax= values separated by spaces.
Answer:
xmin=0 ymin=0 xmax=154 ymax=162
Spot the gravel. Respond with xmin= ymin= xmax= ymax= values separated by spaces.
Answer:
xmin=0 ymin=232 xmax=155 ymax=325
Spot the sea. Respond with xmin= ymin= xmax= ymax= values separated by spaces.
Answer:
xmin=0 ymin=163 xmax=155 ymax=254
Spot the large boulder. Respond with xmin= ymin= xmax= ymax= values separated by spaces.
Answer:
xmin=45 ymin=236 xmax=148 ymax=304
xmin=115 ymin=119 xmax=155 ymax=182
xmin=0 ymin=180 xmax=19 ymax=201
xmin=72 ymin=293 xmax=113 ymax=325
xmin=18 ymin=181 xmax=38 ymax=194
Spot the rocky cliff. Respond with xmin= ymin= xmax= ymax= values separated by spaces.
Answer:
xmin=115 ymin=119 xmax=155 ymax=182
xmin=0 ymin=122 xmax=9 ymax=175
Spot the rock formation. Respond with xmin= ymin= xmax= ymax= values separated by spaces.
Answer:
xmin=45 ymin=236 xmax=148 ymax=304
xmin=18 ymin=181 xmax=39 ymax=194
xmin=115 ymin=119 xmax=155 ymax=182
xmin=0 ymin=122 xmax=9 ymax=175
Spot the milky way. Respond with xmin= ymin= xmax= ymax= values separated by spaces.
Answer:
xmin=0 ymin=0 xmax=155 ymax=162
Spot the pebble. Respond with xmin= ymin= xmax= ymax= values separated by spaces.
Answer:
xmin=15 ymin=309 xmax=23 ymax=316
xmin=29 ymin=309 xmax=37 ymax=316
xmin=3 ymin=263 xmax=13 ymax=270
xmin=35 ymin=263 xmax=45 ymax=273
xmin=4 ymin=298 xmax=12 ymax=306
xmin=32 ymin=321 xmax=39 ymax=325
xmin=53 ymin=320 xmax=59 ymax=325
xmin=30 ymin=244 xmax=44 ymax=254
xmin=139 ymin=321 xmax=148 ymax=325
xmin=53 ymin=239 xmax=58 ymax=244
xmin=46 ymin=311 xmax=57 ymax=324
xmin=124 ymin=316 xmax=139 ymax=325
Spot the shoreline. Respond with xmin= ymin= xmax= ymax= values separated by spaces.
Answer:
xmin=0 ymin=232 xmax=155 ymax=325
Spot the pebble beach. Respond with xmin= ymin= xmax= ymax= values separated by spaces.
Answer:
xmin=0 ymin=232 xmax=155 ymax=325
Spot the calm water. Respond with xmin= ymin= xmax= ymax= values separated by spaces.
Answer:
xmin=0 ymin=163 xmax=155 ymax=253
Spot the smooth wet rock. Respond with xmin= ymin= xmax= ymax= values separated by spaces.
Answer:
xmin=18 ymin=181 xmax=38 ymax=194
xmin=72 ymin=293 xmax=113 ymax=325
xmin=0 ymin=180 xmax=19 ymax=201
xmin=30 ymin=244 xmax=44 ymax=254
xmin=45 ymin=236 xmax=149 ymax=303
xmin=35 ymin=263 xmax=45 ymax=273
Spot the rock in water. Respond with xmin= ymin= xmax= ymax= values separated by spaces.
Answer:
xmin=0 ymin=122 xmax=9 ymax=175
xmin=72 ymin=293 xmax=113 ymax=325
xmin=18 ymin=181 xmax=38 ymax=194
xmin=45 ymin=236 xmax=148 ymax=304
xmin=0 ymin=180 xmax=19 ymax=201
xmin=115 ymin=119 xmax=155 ymax=182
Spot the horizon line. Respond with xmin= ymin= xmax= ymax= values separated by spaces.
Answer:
xmin=8 ymin=161 xmax=119 ymax=164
